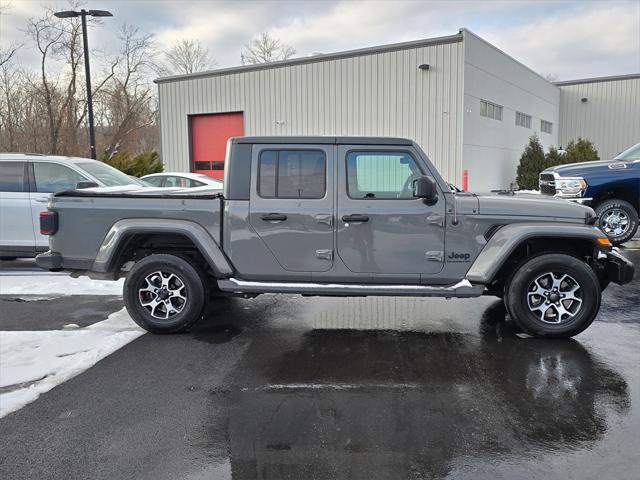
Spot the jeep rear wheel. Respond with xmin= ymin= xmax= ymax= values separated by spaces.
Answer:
xmin=506 ymin=253 xmax=601 ymax=338
xmin=595 ymin=199 xmax=639 ymax=245
xmin=124 ymin=254 xmax=207 ymax=334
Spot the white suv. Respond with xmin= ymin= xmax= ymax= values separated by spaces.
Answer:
xmin=0 ymin=154 xmax=146 ymax=259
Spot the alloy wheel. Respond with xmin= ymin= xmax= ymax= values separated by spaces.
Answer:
xmin=138 ymin=270 xmax=187 ymax=320
xmin=527 ymin=272 xmax=583 ymax=324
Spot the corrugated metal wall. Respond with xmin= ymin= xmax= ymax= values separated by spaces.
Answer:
xmin=157 ymin=38 xmax=465 ymax=182
xmin=558 ymin=76 xmax=640 ymax=159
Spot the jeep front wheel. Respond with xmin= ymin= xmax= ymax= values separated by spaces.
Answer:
xmin=595 ymin=199 xmax=639 ymax=245
xmin=124 ymin=254 xmax=207 ymax=334
xmin=505 ymin=253 xmax=601 ymax=338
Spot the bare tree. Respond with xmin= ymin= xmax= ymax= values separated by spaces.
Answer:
xmin=0 ymin=2 xmax=161 ymax=161
xmin=0 ymin=43 xmax=20 ymax=68
xmin=100 ymin=24 xmax=159 ymax=159
xmin=165 ymin=38 xmax=215 ymax=75
xmin=25 ymin=8 xmax=81 ymax=154
xmin=240 ymin=32 xmax=295 ymax=65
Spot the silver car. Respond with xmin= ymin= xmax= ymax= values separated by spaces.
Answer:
xmin=141 ymin=172 xmax=223 ymax=189
xmin=0 ymin=153 xmax=146 ymax=259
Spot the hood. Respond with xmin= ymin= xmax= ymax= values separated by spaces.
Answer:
xmin=542 ymin=159 xmax=630 ymax=177
xmin=474 ymin=192 xmax=593 ymax=221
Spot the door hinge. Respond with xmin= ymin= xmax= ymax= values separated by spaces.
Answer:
xmin=425 ymin=251 xmax=444 ymax=262
xmin=315 ymin=249 xmax=333 ymax=260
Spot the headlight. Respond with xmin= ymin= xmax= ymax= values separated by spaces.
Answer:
xmin=556 ymin=177 xmax=587 ymax=195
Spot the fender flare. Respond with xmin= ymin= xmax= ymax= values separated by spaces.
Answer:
xmin=466 ymin=223 xmax=605 ymax=284
xmin=91 ymin=218 xmax=233 ymax=277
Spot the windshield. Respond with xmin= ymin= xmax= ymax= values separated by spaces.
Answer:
xmin=77 ymin=162 xmax=144 ymax=187
xmin=615 ymin=142 xmax=640 ymax=161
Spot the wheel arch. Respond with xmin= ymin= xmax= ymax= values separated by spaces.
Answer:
xmin=92 ymin=218 xmax=234 ymax=279
xmin=467 ymin=223 xmax=605 ymax=285
xmin=592 ymin=186 xmax=639 ymax=212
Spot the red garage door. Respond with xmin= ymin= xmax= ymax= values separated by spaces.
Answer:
xmin=190 ymin=112 xmax=244 ymax=179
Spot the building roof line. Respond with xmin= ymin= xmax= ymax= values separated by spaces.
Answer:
xmin=554 ymin=73 xmax=640 ymax=86
xmin=154 ymin=33 xmax=463 ymax=84
xmin=459 ymin=28 xmax=558 ymax=88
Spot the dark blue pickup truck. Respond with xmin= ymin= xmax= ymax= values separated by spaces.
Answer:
xmin=540 ymin=142 xmax=640 ymax=245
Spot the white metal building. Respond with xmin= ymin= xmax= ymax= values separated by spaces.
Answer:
xmin=557 ymin=74 xmax=640 ymax=159
xmin=155 ymin=29 xmax=638 ymax=191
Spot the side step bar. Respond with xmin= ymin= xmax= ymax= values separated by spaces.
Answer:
xmin=217 ymin=278 xmax=484 ymax=297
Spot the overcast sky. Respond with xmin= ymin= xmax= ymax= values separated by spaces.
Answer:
xmin=1 ymin=0 xmax=639 ymax=81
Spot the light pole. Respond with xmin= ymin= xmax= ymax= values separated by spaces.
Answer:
xmin=54 ymin=9 xmax=112 ymax=160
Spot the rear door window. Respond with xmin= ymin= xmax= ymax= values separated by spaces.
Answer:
xmin=164 ymin=176 xmax=197 ymax=188
xmin=33 ymin=162 xmax=88 ymax=193
xmin=258 ymin=150 xmax=326 ymax=199
xmin=144 ymin=176 xmax=164 ymax=187
xmin=0 ymin=162 xmax=27 ymax=192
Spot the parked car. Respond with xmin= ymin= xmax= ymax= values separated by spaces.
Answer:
xmin=0 ymin=153 xmax=146 ymax=259
xmin=37 ymin=136 xmax=634 ymax=338
xmin=141 ymin=172 xmax=223 ymax=189
xmin=539 ymin=142 xmax=640 ymax=245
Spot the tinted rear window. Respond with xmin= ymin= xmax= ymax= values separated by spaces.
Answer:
xmin=258 ymin=150 xmax=326 ymax=199
xmin=0 ymin=162 xmax=27 ymax=192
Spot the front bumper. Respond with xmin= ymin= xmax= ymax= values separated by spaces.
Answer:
xmin=603 ymin=250 xmax=635 ymax=285
xmin=35 ymin=250 xmax=63 ymax=271
xmin=563 ymin=197 xmax=593 ymax=205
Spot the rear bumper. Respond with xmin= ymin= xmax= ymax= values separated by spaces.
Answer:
xmin=35 ymin=250 xmax=63 ymax=271
xmin=603 ymin=250 xmax=635 ymax=285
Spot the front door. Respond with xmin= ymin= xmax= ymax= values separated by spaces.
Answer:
xmin=30 ymin=161 xmax=89 ymax=249
xmin=249 ymin=145 xmax=334 ymax=272
xmin=0 ymin=161 xmax=34 ymax=255
xmin=336 ymin=146 xmax=445 ymax=275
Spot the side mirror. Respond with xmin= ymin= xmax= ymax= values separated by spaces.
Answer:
xmin=413 ymin=176 xmax=438 ymax=203
xmin=76 ymin=181 xmax=99 ymax=189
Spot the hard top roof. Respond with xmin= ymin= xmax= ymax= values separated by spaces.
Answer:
xmin=231 ymin=136 xmax=414 ymax=146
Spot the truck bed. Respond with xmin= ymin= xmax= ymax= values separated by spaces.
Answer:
xmin=46 ymin=187 xmax=224 ymax=273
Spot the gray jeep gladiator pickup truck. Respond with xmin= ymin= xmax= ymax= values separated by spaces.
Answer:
xmin=37 ymin=136 xmax=634 ymax=338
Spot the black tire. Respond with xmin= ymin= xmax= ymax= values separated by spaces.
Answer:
xmin=124 ymin=254 xmax=207 ymax=334
xmin=0 ymin=257 xmax=17 ymax=261
xmin=506 ymin=253 xmax=601 ymax=338
xmin=595 ymin=199 xmax=639 ymax=246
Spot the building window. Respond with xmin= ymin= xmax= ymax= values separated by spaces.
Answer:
xmin=541 ymin=120 xmax=553 ymax=134
xmin=480 ymin=100 xmax=503 ymax=121
xmin=515 ymin=111 xmax=532 ymax=128
xmin=258 ymin=149 xmax=326 ymax=199
xmin=346 ymin=151 xmax=423 ymax=200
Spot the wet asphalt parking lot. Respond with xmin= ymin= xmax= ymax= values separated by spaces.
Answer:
xmin=1 ymin=250 xmax=639 ymax=480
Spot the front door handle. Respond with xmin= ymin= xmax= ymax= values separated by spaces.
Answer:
xmin=342 ymin=214 xmax=369 ymax=223
xmin=261 ymin=213 xmax=287 ymax=222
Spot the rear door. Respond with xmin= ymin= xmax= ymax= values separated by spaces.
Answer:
xmin=336 ymin=146 xmax=446 ymax=276
xmin=30 ymin=161 xmax=89 ymax=248
xmin=0 ymin=161 xmax=34 ymax=254
xmin=248 ymin=145 xmax=334 ymax=272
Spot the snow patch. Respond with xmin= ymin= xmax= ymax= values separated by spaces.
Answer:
xmin=0 ymin=308 xmax=144 ymax=417
xmin=516 ymin=190 xmax=541 ymax=195
xmin=0 ymin=272 xmax=123 ymax=296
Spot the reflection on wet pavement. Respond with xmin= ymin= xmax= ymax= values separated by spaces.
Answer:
xmin=192 ymin=251 xmax=640 ymax=479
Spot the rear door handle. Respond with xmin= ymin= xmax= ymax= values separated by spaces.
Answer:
xmin=261 ymin=213 xmax=287 ymax=222
xmin=342 ymin=214 xmax=369 ymax=223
